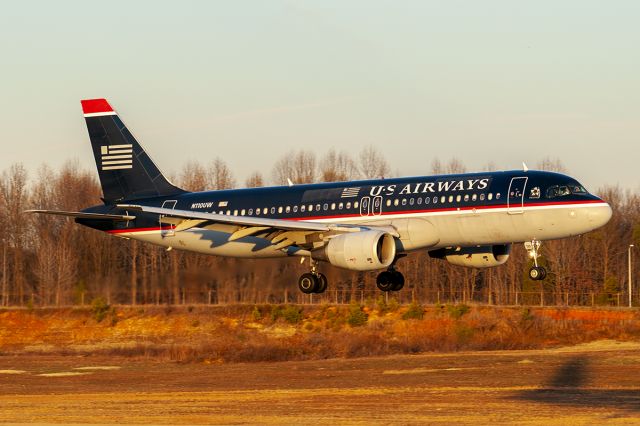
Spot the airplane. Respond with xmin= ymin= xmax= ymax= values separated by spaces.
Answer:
xmin=28 ymin=98 xmax=613 ymax=294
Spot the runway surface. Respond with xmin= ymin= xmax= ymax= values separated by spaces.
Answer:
xmin=1 ymin=340 xmax=640 ymax=425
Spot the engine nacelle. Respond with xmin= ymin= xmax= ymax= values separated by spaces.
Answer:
xmin=429 ymin=244 xmax=511 ymax=268
xmin=316 ymin=230 xmax=397 ymax=271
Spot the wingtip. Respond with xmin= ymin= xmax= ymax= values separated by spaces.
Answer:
xmin=81 ymin=98 xmax=114 ymax=115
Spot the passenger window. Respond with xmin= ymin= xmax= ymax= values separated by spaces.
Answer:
xmin=338 ymin=202 xmax=343 ymax=210
xmin=270 ymin=207 xmax=275 ymax=214
xmin=386 ymin=199 xmax=391 ymax=207
xmin=354 ymin=201 xmax=359 ymax=209
xmin=447 ymin=195 xmax=452 ymax=203
xmin=278 ymin=206 xmax=283 ymax=214
xmin=323 ymin=203 xmax=328 ymax=211
xmin=417 ymin=197 xmax=422 ymax=205
xmin=496 ymin=193 xmax=501 ymax=200
xmin=394 ymin=199 xmax=399 ymax=206
xmin=456 ymin=195 xmax=461 ymax=202
xmin=409 ymin=198 xmax=414 ymax=205
xmin=226 ymin=210 xmax=231 ymax=215
xmin=472 ymin=194 xmax=477 ymax=201
xmin=346 ymin=202 xmax=352 ymax=209
xmin=464 ymin=194 xmax=469 ymax=202
xmin=331 ymin=203 xmax=336 ymax=210
xmin=286 ymin=206 xmax=291 ymax=213
xmin=263 ymin=208 xmax=268 ymax=214
xmin=301 ymin=205 xmax=306 ymax=212
xmin=308 ymin=205 xmax=313 ymax=212
xmin=248 ymin=209 xmax=253 ymax=215
xmin=241 ymin=209 xmax=246 ymax=216
xmin=402 ymin=199 xmax=407 ymax=206
xmin=488 ymin=193 xmax=493 ymax=201
xmin=234 ymin=210 xmax=238 ymax=216
xmin=433 ymin=196 xmax=438 ymax=204
xmin=480 ymin=194 xmax=485 ymax=201
xmin=424 ymin=197 xmax=430 ymax=204
xmin=293 ymin=206 xmax=298 ymax=213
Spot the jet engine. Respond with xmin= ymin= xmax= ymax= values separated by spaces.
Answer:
xmin=315 ymin=230 xmax=397 ymax=271
xmin=429 ymin=244 xmax=511 ymax=268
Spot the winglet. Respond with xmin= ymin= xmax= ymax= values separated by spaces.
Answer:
xmin=287 ymin=178 xmax=294 ymax=187
xmin=522 ymin=162 xmax=529 ymax=172
xmin=81 ymin=98 xmax=115 ymax=117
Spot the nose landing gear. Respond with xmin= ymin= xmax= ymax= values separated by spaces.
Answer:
xmin=525 ymin=239 xmax=547 ymax=281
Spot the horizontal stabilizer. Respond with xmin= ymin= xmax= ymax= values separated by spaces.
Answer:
xmin=26 ymin=210 xmax=136 ymax=221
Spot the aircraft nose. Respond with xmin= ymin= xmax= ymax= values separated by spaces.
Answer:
xmin=587 ymin=203 xmax=612 ymax=229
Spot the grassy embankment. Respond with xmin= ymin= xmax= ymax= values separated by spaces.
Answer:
xmin=1 ymin=299 xmax=639 ymax=363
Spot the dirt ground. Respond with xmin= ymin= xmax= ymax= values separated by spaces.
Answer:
xmin=1 ymin=340 xmax=640 ymax=425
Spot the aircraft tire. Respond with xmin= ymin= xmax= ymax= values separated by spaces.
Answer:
xmin=529 ymin=266 xmax=546 ymax=281
xmin=390 ymin=271 xmax=405 ymax=291
xmin=299 ymin=273 xmax=318 ymax=294
xmin=315 ymin=273 xmax=328 ymax=293
xmin=376 ymin=271 xmax=395 ymax=292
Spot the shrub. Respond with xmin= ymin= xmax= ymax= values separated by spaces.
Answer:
xmin=282 ymin=305 xmax=304 ymax=324
xmin=402 ymin=302 xmax=424 ymax=320
xmin=251 ymin=305 xmax=262 ymax=321
xmin=91 ymin=297 xmax=110 ymax=323
xmin=447 ymin=303 xmax=470 ymax=319
xmin=347 ymin=302 xmax=369 ymax=327
xmin=376 ymin=296 xmax=388 ymax=314
xmin=387 ymin=297 xmax=400 ymax=312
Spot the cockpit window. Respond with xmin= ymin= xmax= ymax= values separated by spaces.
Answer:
xmin=546 ymin=184 xmax=587 ymax=198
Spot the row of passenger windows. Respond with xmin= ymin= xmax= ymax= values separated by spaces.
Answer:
xmin=213 ymin=192 xmax=502 ymax=216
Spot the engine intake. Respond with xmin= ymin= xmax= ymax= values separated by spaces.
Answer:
xmin=429 ymin=244 xmax=511 ymax=268
xmin=316 ymin=230 xmax=397 ymax=271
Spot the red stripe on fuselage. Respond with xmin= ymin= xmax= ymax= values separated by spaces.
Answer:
xmin=106 ymin=199 xmax=604 ymax=235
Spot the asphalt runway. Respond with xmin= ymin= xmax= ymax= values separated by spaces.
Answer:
xmin=1 ymin=341 xmax=639 ymax=425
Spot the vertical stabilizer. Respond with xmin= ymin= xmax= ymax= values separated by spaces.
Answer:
xmin=81 ymin=99 xmax=186 ymax=203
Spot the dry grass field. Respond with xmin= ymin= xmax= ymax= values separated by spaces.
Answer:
xmin=1 ymin=305 xmax=640 ymax=424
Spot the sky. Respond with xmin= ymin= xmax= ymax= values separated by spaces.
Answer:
xmin=0 ymin=0 xmax=638 ymax=191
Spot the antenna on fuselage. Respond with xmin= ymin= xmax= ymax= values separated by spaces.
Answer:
xmin=522 ymin=162 xmax=529 ymax=172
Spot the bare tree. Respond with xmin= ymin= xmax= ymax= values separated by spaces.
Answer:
xmin=272 ymin=150 xmax=317 ymax=185
xmin=359 ymin=146 xmax=390 ymax=179
xmin=245 ymin=171 xmax=264 ymax=188
xmin=180 ymin=160 xmax=209 ymax=191
xmin=537 ymin=157 xmax=566 ymax=173
xmin=320 ymin=149 xmax=359 ymax=182
xmin=209 ymin=158 xmax=236 ymax=190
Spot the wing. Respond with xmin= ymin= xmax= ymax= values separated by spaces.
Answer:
xmin=26 ymin=209 xmax=136 ymax=221
xmin=117 ymin=204 xmax=398 ymax=252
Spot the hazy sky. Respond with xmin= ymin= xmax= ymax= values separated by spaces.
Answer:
xmin=1 ymin=1 xmax=638 ymax=191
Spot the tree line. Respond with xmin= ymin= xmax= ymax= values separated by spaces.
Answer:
xmin=1 ymin=147 xmax=638 ymax=307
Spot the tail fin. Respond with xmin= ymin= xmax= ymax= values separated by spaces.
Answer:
xmin=81 ymin=98 xmax=186 ymax=203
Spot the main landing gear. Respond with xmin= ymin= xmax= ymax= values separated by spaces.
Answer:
xmin=298 ymin=260 xmax=327 ymax=294
xmin=376 ymin=267 xmax=405 ymax=292
xmin=526 ymin=239 xmax=547 ymax=281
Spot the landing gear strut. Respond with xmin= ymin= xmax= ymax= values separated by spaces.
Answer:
xmin=376 ymin=266 xmax=405 ymax=292
xmin=525 ymin=239 xmax=547 ymax=281
xmin=297 ymin=259 xmax=328 ymax=294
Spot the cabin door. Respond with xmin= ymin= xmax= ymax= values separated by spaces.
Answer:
xmin=359 ymin=196 xmax=371 ymax=217
xmin=160 ymin=200 xmax=177 ymax=237
xmin=507 ymin=177 xmax=527 ymax=214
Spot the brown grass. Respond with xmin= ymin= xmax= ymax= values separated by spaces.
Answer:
xmin=1 ymin=304 xmax=639 ymax=363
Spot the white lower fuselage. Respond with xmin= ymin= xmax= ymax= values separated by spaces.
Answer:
xmin=109 ymin=201 xmax=612 ymax=259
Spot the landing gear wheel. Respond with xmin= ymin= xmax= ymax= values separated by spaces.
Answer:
xmin=529 ymin=266 xmax=546 ymax=281
xmin=315 ymin=273 xmax=328 ymax=294
xmin=390 ymin=271 xmax=405 ymax=291
xmin=376 ymin=271 xmax=395 ymax=292
xmin=298 ymin=273 xmax=318 ymax=294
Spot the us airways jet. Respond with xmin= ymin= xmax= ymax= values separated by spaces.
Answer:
xmin=28 ymin=99 xmax=612 ymax=294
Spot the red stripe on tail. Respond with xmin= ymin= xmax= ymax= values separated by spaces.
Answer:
xmin=81 ymin=98 xmax=113 ymax=114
